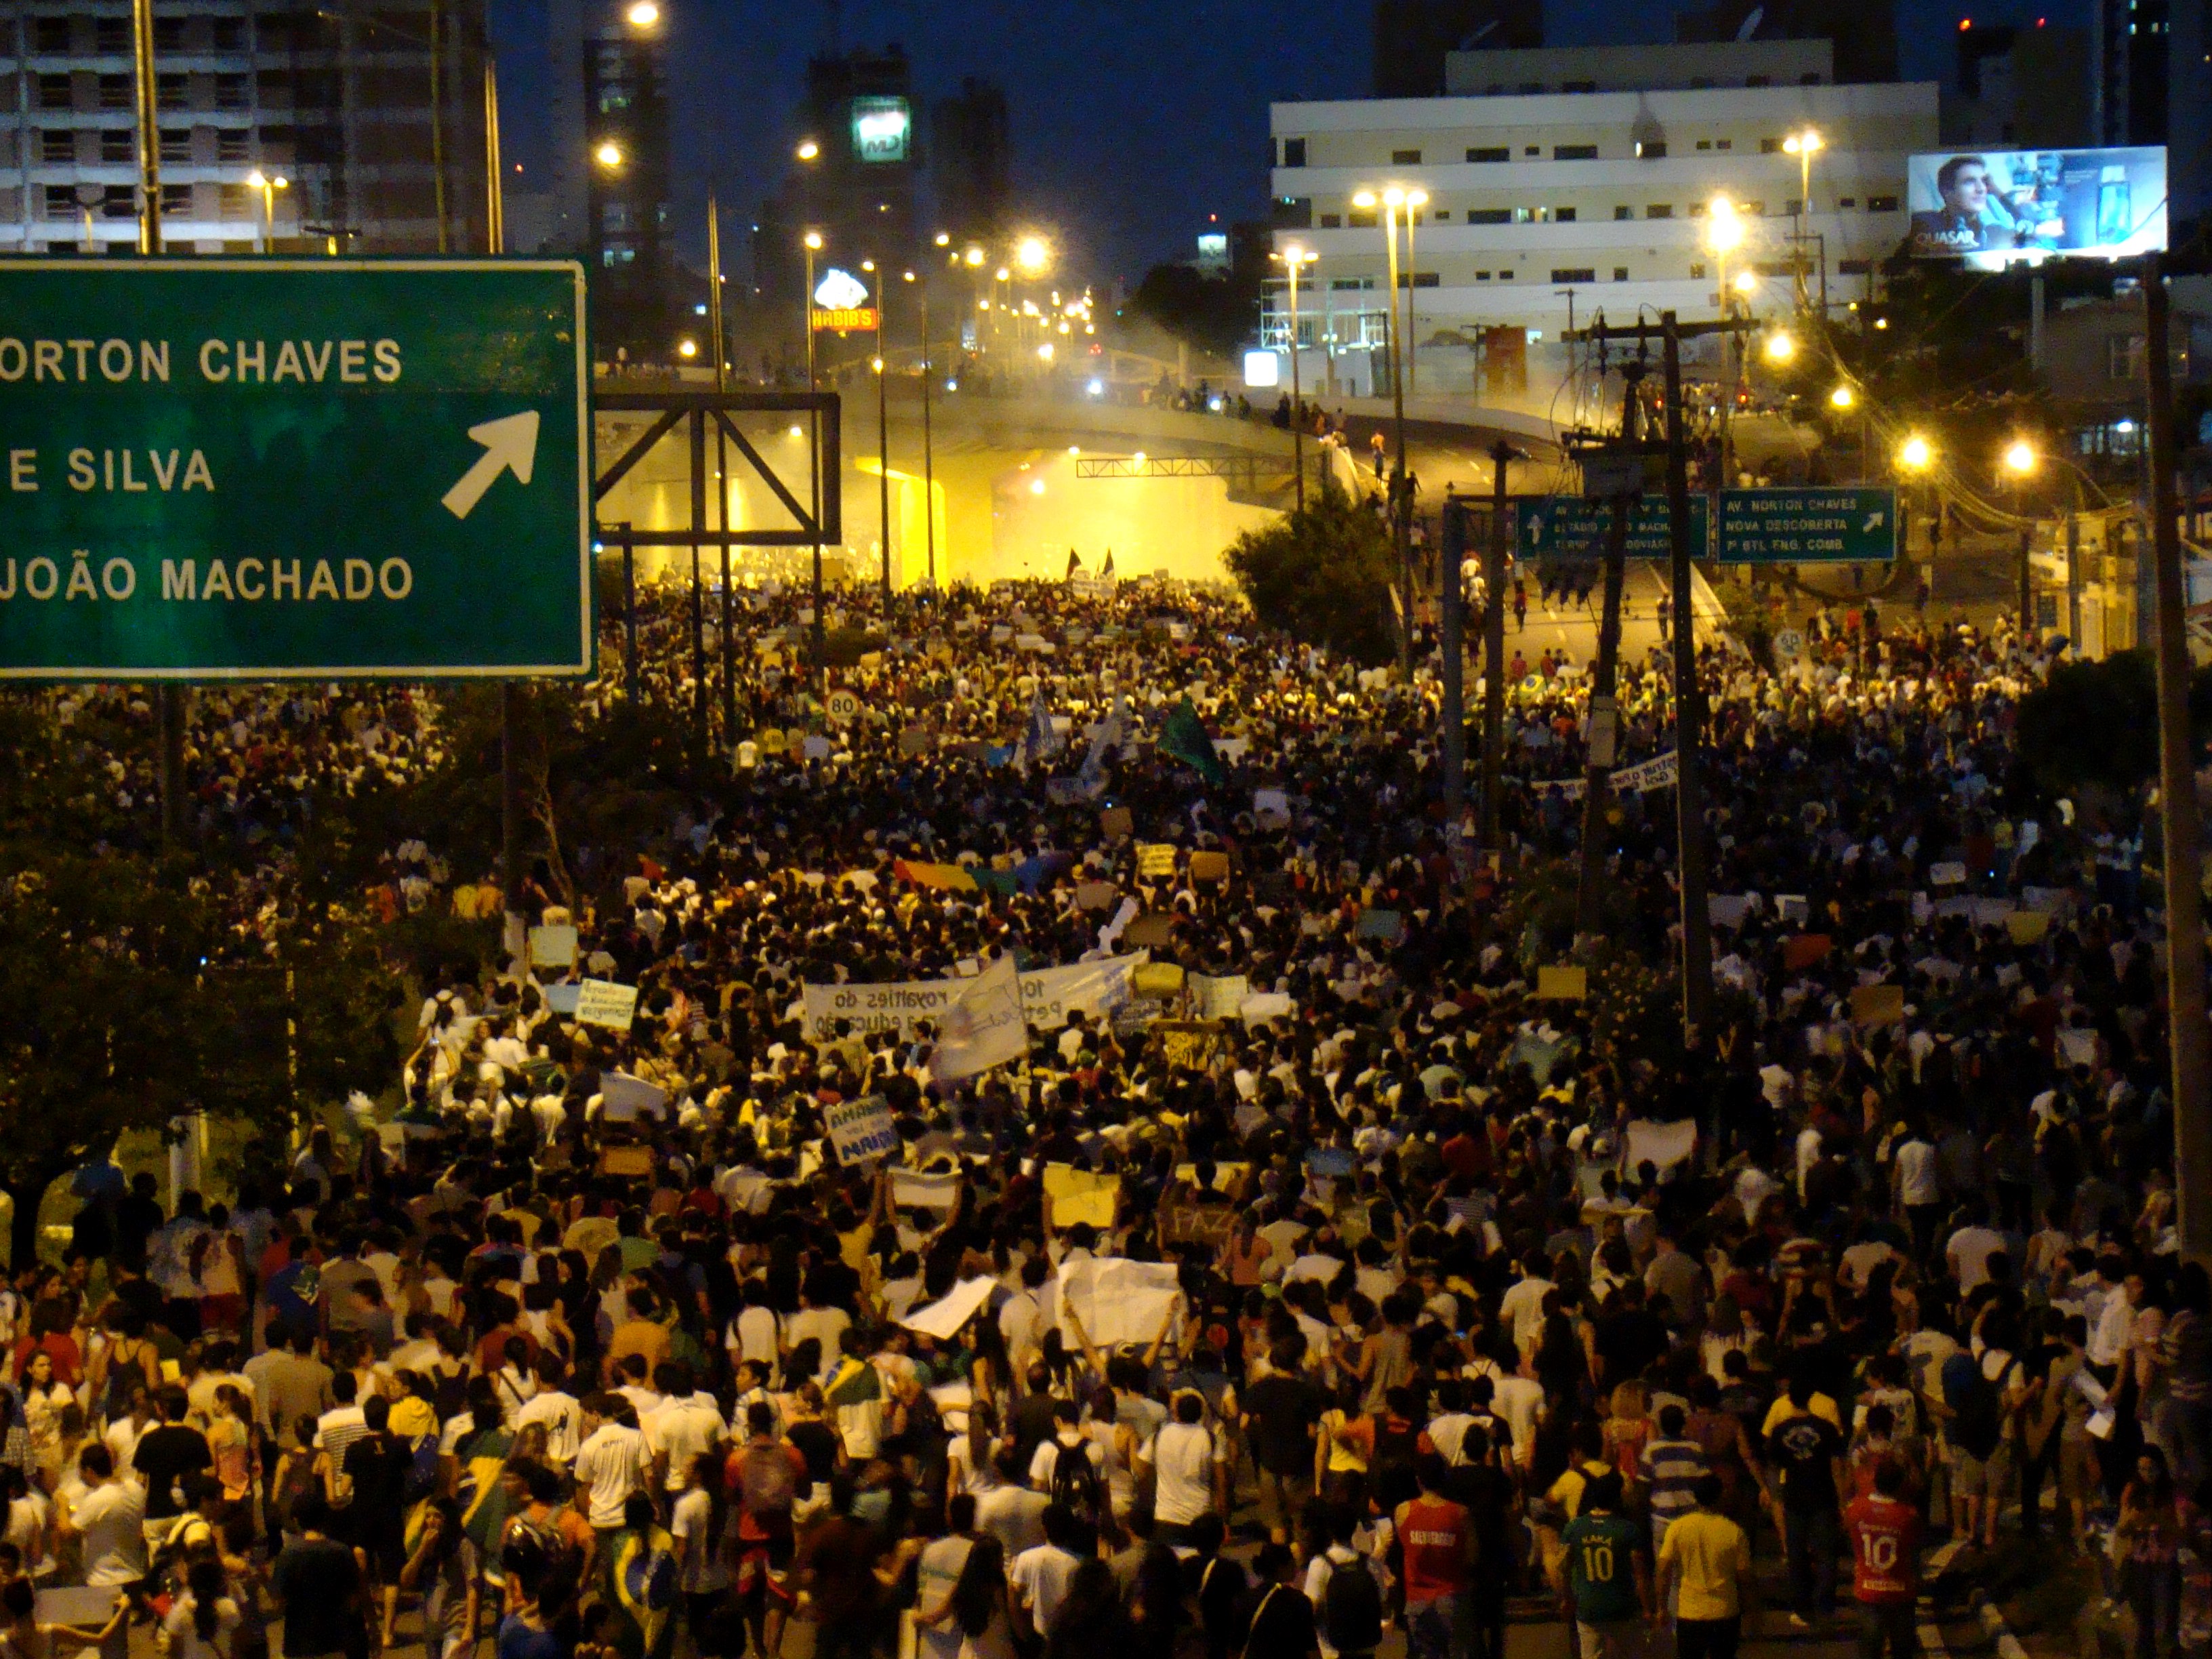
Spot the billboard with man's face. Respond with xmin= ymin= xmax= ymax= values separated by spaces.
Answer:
xmin=1906 ymin=147 xmax=2166 ymax=266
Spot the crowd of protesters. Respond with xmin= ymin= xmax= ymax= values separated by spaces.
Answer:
xmin=0 ymin=568 xmax=2198 ymax=1659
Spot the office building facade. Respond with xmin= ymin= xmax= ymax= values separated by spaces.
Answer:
xmin=931 ymin=74 xmax=1008 ymax=248
xmin=0 ymin=0 xmax=489 ymax=254
xmin=1267 ymin=42 xmax=1937 ymax=388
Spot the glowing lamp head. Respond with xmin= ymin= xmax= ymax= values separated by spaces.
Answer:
xmin=1352 ymin=190 xmax=1378 ymax=209
xmin=796 ymin=138 xmax=820 ymax=161
xmin=1830 ymin=384 xmax=1856 ymax=409
xmin=676 ymin=338 xmax=697 ymax=359
xmin=1016 ymin=237 xmax=1049 ymax=273
xmin=2004 ymin=439 xmax=2038 ymax=475
xmin=1899 ymin=434 xmax=1933 ymax=471
xmin=594 ymin=141 xmax=623 ymax=168
xmin=625 ymin=1 xmax=659 ymax=26
xmin=1734 ymin=270 xmax=1759 ymax=295
xmin=802 ymin=230 xmax=823 ymax=251
xmin=1763 ymin=329 xmax=1796 ymax=363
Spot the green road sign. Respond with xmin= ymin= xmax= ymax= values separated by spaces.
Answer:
xmin=1717 ymin=487 xmax=1898 ymax=563
xmin=0 ymin=260 xmax=592 ymax=680
xmin=1517 ymin=495 xmax=1710 ymax=562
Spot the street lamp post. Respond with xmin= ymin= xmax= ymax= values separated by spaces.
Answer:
xmin=801 ymin=228 xmax=824 ymax=672
xmin=1705 ymin=197 xmax=1744 ymax=486
xmin=1783 ymin=129 xmax=1822 ymax=312
xmin=1355 ymin=186 xmax=1414 ymax=673
xmin=802 ymin=230 xmax=823 ymax=388
xmin=2005 ymin=437 xmax=2038 ymax=638
xmin=246 ymin=167 xmax=288 ymax=251
xmin=864 ymin=258 xmax=890 ymax=599
xmin=909 ymin=270 xmax=935 ymax=588
xmin=1401 ymin=189 xmax=1427 ymax=400
xmin=1275 ymin=244 xmax=1316 ymax=512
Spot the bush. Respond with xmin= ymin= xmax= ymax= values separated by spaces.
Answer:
xmin=1223 ymin=480 xmax=1399 ymax=668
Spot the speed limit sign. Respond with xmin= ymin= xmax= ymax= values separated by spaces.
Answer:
xmin=825 ymin=689 xmax=861 ymax=724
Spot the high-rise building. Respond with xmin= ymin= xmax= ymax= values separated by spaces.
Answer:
xmin=1942 ymin=22 xmax=2091 ymax=147
xmin=2093 ymin=0 xmax=2167 ymax=144
xmin=755 ymin=45 xmax=919 ymax=310
xmin=1675 ymin=0 xmax=1897 ymax=85
xmin=577 ymin=1 xmax=672 ymax=354
xmin=0 ymin=0 xmax=490 ymax=255
xmin=931 ymin=75 xmax=1008 ymax=247
xmin=1373 ymin=0 xmax=1540 ymax=98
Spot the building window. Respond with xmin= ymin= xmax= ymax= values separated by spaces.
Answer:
xmin=159 ymin=182 xmax=191 ymax=216
xmin=1867 ymin=194 xmax=1900 ymax=211
xmin=1391 ymin=147 xmax=1422 ymax=164
xmin=99 ymin=184 xmax=134 ymax=218
xmin=217 ymin=129 xmax=251 ymax=161
xmin=1469 ymin=207 xmax=1510 ymax=224
xmin=152 ymin=17 xmax=185 ymax=49
xmin=1273 ymin=195 xmax=1313 ymax=229
xmin=100 ymin=129 xmax=134 ymax=163
xmin=1761 ymin=137 xmax=1782 ymax=152
xmin=1467 ymin=146 xmax=1509 ymax=162
xmin=157 ymin=73 xmax=188 ymax=110
xmin=1281 ymin=137 xmax=1306 ymax=167
xmin=213 ymin=17 xmax=247 ymax=51
xmin=1555 ymin=143 xmax=1597 ymax=159
xmin=1551 ymin=267 xmax=1597 ymax=283
xmin=1319 ymin=212 xmax=1340 ymax=228
xmin=1614 ymin=266 xmax=1630 ymax=280
xmin=31 ymin=16 xmax=70 ymax=53
xmin=1330 ymin=276 xmax=1370 ymax=291
xmin=1555 ymin=206 xmax=1577 ymax=222
xmin=1747 ymin=73 xmax=1771 ymax=85
xmin=94 ymin=16 xmax=128 ymax=53
xmin=1698 ymin=140 xmax=1712 ymax=150
xmin=1614 ymin=205 xmax=1633 ymax=220
xmin=1637 ymin=140 xmax=1666 ymax=159
xmin=2110 ymin=335 xmax=2147 ymax=379
xmin=1563 ymin=78 xmax=1598 ymax=91
xmin=1513 ymin=206 xmax=1535 ymax=222
xmin=1839 ymin=258 xmax=1871 ymax=274
xmin=1647 ymin=203 xmax=1673 ymax=218
xmin=601 ymin=246 xmax=636 ymax=267
xmin=1348 ymin=207 xmax=1376 ymax=228
xmin=1412 ymin=272 xmax=1439 ymax=287
xmin=217 ymin=184 xmax=255 ymax=220
xmin=1498 ymin=270 xmax=1513 ymax=280
xmin=1691 ymin=262 xmax=1707 ymax=278
xmin=36 ymin=75 xmax=73 ymax=110
xmin=215 ymin=74 xmax=249 ymax=110
xmin=1524 ymin=144 xmax=1540 ymax=155
xmin=39 ymin=184 xmax=76 ymax=220
xmin=1839 ymin=196 xmax=1857 ymax=208
xmin=160 ymin=127 xmax=192 ymax=162
xmin=99 ymin=75 xmax=133 ymax=110
xmin=1716 ymin=139 xmax=1732 ymax=150
xmin=1786 ymin=197 xmax=1803 ymax=216
xmin=1476 ymin=270 xmax=1492 ymax=281
xmin=1801 ymin=71 xmax=1823 ymax=83
xmin=39 ymin=129 xmax=73 ymax=164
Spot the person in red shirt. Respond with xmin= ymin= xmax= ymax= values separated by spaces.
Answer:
xmin=1396 ymin=1455 xmax=1475 ymax=1659
xmin=1846 ymin=1456 xmax=1923 ymax=1659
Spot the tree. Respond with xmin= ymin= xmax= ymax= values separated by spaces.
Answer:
xmin=1223 ymin=480 xmax=1400 ymax=668
xmin=2015 ymin=650 xmax=2212 ymax=799
xmin=0 ymin=850 xmax=397 ymax=1267
xmin=1124 ymin=263 xmax=1261 ymax=362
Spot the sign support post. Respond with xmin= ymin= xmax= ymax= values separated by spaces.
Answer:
xmin=1576 ymin=359 xmax=1642 ymax=940
xmin=1481 ymin=440 xmax=1513 ymax=849
xmin=1662 ymin=314 xmax=1715 ymax=1038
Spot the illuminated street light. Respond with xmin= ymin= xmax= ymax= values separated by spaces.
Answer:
xmin=1898 ymin=434 xmax=1933 ymax=472
xmin=1830 ymin=384 xmax=1856 ymax=409
xmin=1764 ymin=329 xmax=1796 ymax=363
xmin=625 ymin=1 xmax=659 ymax=26
xmin=796 ymin=139 xmax=819 ymax=161
xmin=245 ymin=168 xmax=289 ymax=250
xmin=1734 ymin=270 xmax=1759 ymax=296
xmin=1037 ymin=342 xmax=1054 ymax=361
xmin=2004 ymin=438 xmax=2038 ymax=475
xmin=934 ymin=231 xmax=950 ymax=247
xmin=1016 ymin=237 xmax=1050 ymax=273
xmin=964 ymin=246 xmax=985 ymax=268
xmin=594 ymin=140 xmax=623 ymax=169
xmin=802 ymin=230 xmax=823 ymax=251
xmin=677 ymin=338 xmax=697 ymax=359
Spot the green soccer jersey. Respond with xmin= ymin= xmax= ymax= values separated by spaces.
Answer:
xmin=1562 ymin=1512 xmax=1643 ymax=1625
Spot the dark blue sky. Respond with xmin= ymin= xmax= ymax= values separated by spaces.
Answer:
xmin=488 ymin=0 xmax=2043 ymax=285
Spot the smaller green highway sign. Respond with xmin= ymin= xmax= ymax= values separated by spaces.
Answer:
xmin=1517 ymin=495 xmax=1710 ymax=562
xmin=1717 ymin=487 xmax=1898 ymax=564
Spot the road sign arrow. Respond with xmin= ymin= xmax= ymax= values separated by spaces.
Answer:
xmin=441 ymin=410 xmax=540 ymax=520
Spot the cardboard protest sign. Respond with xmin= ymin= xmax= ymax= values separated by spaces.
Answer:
xmin=543 ymin=983 xmax=582 ymax=1016
xmin=1190 ymin=972 xmax=1249 ymax=1021
xmin=1153 ymin=1020 xmax=1223 ymax=1070
xmin=1188 ymin=851 xmax=1231 ymax=882
xmin=1124 ymin=914 xmax=1175 ymax=949
xmin=598 ymin=1072 xmax=666 ymax=1123
xmin=1052 ymin=1256 xmax=1180 ymax=1349
xmin=1075 ymin=881 xmax=1119 ymax=911
xmin=1782 ymin=934 xmax=1832 ymax=971
xmin=596 ymin=1145 xmax=654 ymax=1179
xmin=825 ymin=1096 xmax=898 ymax=1166
xmin=1240 ymin=991 xmax=1296 ymax=1025
xmin=1929 ymin=861 xmax=1967 ymax=887
xmin=573 ymin=979 xmax=640 ymax=1031
xmin=528 ymin=925 xmax=579 ymax=968
xmin=1536 ymin=966 xmax=1588 ymax=1000
xmin=1849 ymin=983 xmax=1906 ymax=1025
xmin=1136 ymin=843 xmax=1178 ymax=877
xmin=891 ymin=1168 xmax=962 ymax=1212
xmin=1624 ymin=1118 xmax=1698 ymax=1171
xmin=1043 ymin=1164 xmax=1121 ymax=1228
xmin=901 ymin=1277 xmax=997 ymax=1341
xmin=2007 ymin=910 xmax=2051 ymax=945
xmin=1131 ymin=962 xmax=1185 ymax=999
xmin=1099 ymin=806 xmax=1133 ymax=841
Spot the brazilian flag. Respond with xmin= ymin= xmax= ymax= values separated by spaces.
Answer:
xmin=1160 ymin=697 xmax=1227 ymax=787
xmin=455 ymin=1424 xmax=515 ymax=1558
xmin=600 ymin=1522 xmax=681 ymax=1659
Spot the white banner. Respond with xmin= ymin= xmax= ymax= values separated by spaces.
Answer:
xmin=804 ymin=954 xmax=1148 ymax=1040
xmin=1518 ymin=750 xmax=1677 ymax=801
xmin=598 ymin=1073 xmax=666 ymax=1123
xmin=931 ymin=956 xmax=1028 ymax=1082
xmin=1190 ymin=972 xmax=1250 ymax=1021
xmin=902 ymin=1276 xmax=998 ymax=1341
xmin=1625 ymin=1117 xmax=1698 ymax=1172
xmin=1050 ymin=1256 xmax=1181 ymax=1350
xmin=891 ymin=1168 xmax=962 ymax=1212
xmin=825 ymin=1095 xmax=897 ymax=1165
xmin=573 ymin=979 xmax=640 ymax=1031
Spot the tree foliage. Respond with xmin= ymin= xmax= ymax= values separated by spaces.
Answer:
xmin=1224 ymin=483 xmax=1401 ymax=668
xmin=1125 ymin=263 xmax=1261 ymax=362
xmin=2015 ymin=649 xmax=2212 ymax=798
xmin=0 ymin=849 xmax=398 ymax=1264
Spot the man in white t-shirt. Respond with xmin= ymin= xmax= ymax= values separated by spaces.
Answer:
xmin=1498 ymin=1256 xmax=1555 ymax=1355
xmin=58 ymin=1443 xmax=146 ymax=1589
xmin=512 ymin=1355 xmax=583 ymax=1468
xmin=1946 ymin=1206 xmax=2007 ymax=1294
xmin=643 ymin=1361 xmax=727 ymax=1494
xmin=572 ymin=1395 xmax=650 ymax=1532
xmin=1010 ymin=1507 xmax=1086 ymax=1643
xmin=1139 ymin=1393 xmax=1227 ymax=1544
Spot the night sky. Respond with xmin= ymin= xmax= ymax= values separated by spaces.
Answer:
xmin=487 ymin=0 xmax=2055 ymax=287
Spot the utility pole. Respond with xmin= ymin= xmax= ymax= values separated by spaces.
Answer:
xmin=1576 ymin=359 xmax=1645 ymax=939
xmin=1662 ymin=314 xmax=1715 ymax=1038
xmin=1480 ymin=440 xmax=1513 ymax=850
xmin=710 ymin=199 xmax=735 ymax=742
xmin=919 ymin=287 xmax=936 ymax=587
xmin=2146 ymin=256 xmax=2212 ymax=1260
xmin=1441 ymin=491 xmax=1467 ymax=865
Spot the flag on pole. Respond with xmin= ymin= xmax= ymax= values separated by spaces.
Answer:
xmin=1159 ymin=697 xmax=1227 ymax=787
xmin=1079 ymin=693 xmax=1128 ymax=793
xmin=930 ymin=954 xmax=1028 ymax=1082
xmin=1019 ymin=684 xmax=1061 ymax=771
xmin=1065 ymin=548 xmax=1082 ymax=579
xmin=1100 ymin=550 xmax=1116 ymax=581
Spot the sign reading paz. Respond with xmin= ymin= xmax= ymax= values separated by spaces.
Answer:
xmin=0 ymin=261 xmax=593 ymax=678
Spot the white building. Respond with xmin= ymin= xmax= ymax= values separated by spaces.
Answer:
xmin=1265 ymin=41 xmax=1938 ymax=398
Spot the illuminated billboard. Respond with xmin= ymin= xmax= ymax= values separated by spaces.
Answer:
xmin=1906 ymin=147 xmax=2167 ymax=265
xmin=851 ymin=97 xmax=911 ymax=164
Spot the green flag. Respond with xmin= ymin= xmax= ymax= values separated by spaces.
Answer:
xmin=1160 ymin=697 xmax=1227 ymax=787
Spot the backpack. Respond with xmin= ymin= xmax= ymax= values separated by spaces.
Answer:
xmin=1047 ymin=1438 xmax=1103 ymax=1519
xmin=737 ymin=1439 xmax=798 ymax=1516
xmin=1322 ymin=1556 xmax=1384 ymax=1655
xmin=1946 ymin=1357 xmax=2003 ymax=1460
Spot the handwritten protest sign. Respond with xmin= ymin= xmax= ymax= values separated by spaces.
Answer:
xmin=573 ymin=980 xmax=640 ymax=1031
xmin=1052 ymin=1256 xmax=1181 ymax=1349
xmin=1043 ymin=1164 xmax=1120 ymax=1228
xmin=528 ymin=925 xmax=578 ymax=968
xmin=825 ymin=1096 xmax=898 ymax=1166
